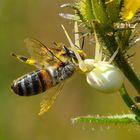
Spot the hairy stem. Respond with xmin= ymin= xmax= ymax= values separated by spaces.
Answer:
xmin=71 ymin=114 xmax=139 ymax=124
xmin=119 ymin=84 xmax=140 ymax=119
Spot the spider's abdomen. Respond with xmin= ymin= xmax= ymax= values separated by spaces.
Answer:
xmin=86 ymin=63 xmax=124 ymax=93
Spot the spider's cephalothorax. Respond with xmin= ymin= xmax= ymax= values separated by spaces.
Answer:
xmin=62 ymin=22 xmax=124 ymax=93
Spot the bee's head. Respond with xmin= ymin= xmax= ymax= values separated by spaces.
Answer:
xmin=62 ymin=45 xmax=86 ymax=61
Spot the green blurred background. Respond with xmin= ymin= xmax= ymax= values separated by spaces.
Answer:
xmin=0 ymin=0 xmax=140 ymax=140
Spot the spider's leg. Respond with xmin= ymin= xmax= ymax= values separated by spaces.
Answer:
xmin=94 ymin=30 xmax=102 ymax=61
xmin=108 ymin=47 xmax=119 ymax=64
xmin=74 ymin=21 xmax=81 ymax=48
xmin=61 ymin=24 xmax=87 ymax=72
xmin=103 ymin=55 xmax=107 ymax=61
xmin=74 ymin=21 xmax=85 ymax=49
xmin=94 ymin=29 xmax=119 ymax=63
xmin=105 ymin=0 xmax=113 ymax=4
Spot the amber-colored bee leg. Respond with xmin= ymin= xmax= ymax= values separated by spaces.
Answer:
xmin=11 ymin=53 xmax=37 ymax=65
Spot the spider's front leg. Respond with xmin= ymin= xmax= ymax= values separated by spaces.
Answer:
xmin=61 ymin=24 xmax=89 ymax=72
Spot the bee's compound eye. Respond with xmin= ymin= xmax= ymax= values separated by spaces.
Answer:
xmin=86 ymin=64 xmax=124 ymax=93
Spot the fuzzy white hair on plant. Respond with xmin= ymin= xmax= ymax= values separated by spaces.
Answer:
xmin=61 ymin=22 xmax=124 ymax=93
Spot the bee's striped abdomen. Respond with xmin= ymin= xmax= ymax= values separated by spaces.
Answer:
xmin=11 ymin=62 xmax=76 ymax=96
xmin=11 ymin=69 xmax=54 ymax=96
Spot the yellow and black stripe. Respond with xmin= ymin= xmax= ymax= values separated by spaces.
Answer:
xmin=11 ymin=62 xmax=76 ymax=96
xmin=11 ymin=69 xmax=54 ymax=96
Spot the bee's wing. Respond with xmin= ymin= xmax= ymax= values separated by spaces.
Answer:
xmin=38 ymin=82 xmax=65 ymax=115
xmin=24 ymin=38 xmax=60 ymax=68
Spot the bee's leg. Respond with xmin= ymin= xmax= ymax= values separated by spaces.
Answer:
xmin=61 ymin=24 xmax=88 ymax=72
xmin=11 ymin=53 xmax=37 ymax=65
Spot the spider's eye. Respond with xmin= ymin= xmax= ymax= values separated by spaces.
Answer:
xmin=86 ymin=63 xmax=124 ymax=93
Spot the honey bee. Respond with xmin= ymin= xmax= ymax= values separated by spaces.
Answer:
xmin=11 ymin=36 xmax=85 ymax=115
xmin=11 ymin=38 xmax=85 ymax=95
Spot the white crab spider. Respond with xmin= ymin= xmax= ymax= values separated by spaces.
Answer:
xmin=62 ymin=22 xmax=124 ymax=93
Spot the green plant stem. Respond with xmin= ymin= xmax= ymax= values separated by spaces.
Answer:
xmin=116 ymin=51 xmax=140 ymax=94
xmin=71 ymin=114 xmax=139 ymax=124
xmin=119 ymin=84 xmax=140 ymax=119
